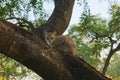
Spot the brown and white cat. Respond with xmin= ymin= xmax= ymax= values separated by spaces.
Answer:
xmin=44 ymin=31 xmax=77 ymax=56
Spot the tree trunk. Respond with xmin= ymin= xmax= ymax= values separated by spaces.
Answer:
xmin=102 ymin=51 xmax=114 ymax=75
xmin=0 ymin=0 xmax=111 ymax=80
xmin=102 ymin=40 xmax=120 ymax=75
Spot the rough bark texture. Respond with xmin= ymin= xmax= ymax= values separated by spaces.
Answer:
xmin=0 ymin=19 xmax=73 ymax=80
xmin=0 ymin=0 xmax=111 ymax=80
xmin=32 ymin=0 xmax=75 ymax=40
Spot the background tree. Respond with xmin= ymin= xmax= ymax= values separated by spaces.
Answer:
xmin=68 ymin=1 xmax=120 ymax=79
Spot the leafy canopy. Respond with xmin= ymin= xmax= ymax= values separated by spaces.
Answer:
xmin=68 ymin=1 xmax=120 ymax=79
xmin=0 ymin=0 xmax=50 ymax=79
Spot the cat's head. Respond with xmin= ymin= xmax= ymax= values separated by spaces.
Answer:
xmin=44 ymin=31 xmax=57 ymax=44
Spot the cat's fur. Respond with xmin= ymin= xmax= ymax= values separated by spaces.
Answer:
xmin=44 ymin=31 xmax=77 ymax=56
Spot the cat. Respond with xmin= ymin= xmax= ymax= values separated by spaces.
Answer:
xmin=44 ymin=31 xmax=77 ymax=56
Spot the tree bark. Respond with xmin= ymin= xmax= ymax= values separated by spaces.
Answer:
xmin=32 ymin=0 xmax=75 ymax=40
xmin=0 ymin=19 xmax=73 ymax=80
xmin=0 ymin=0 xmax=111 ymax=80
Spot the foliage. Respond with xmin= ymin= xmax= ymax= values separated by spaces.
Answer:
xmin=0 ymin=0 xmax=48 ymax=30
xmin=0 ymin=54 xmax=31 ymax=79
xmin=108 ymin=4 xmax=120 ymax=39
xmin=0 ymin=0 xmax=50 ymax=79
xmin=0 ymin=0 xmax=47 ymax=19
xmin=68 ymin=1 xmax=120 ymax=78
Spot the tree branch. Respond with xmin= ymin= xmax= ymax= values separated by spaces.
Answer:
xmin=102 ymin=37 xmax=120 ymax=75
xmin=46 ymin=0 xmax=75 ymax=34
xmin=0 ymin=19 xmax=111 ymax=80
xmin=33 ymin=0 xmax=75 ymax=38
xmin=0 ymin=0 xmax=111 ymax=79
xmin=0 ymin=19 xmax=73 ymax=80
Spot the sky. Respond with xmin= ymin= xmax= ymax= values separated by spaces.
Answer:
xmin=70 ymin=0 xmax=110 ymax=24
xmin=43 ymin=0 xmax=111 ymax=34
xmin=43 ymin=0 xmax=120 ymax=34
xmin=44 ymin=0 xmax=110 ymax=25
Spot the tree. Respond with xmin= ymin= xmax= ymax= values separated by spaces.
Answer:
xmin=68 ymin=1 xmax=120 ymax=78
xmin=102 ymin=4 xmax=120 ymax=75
xmin=0 ymin=0 xmax=111 ymax=80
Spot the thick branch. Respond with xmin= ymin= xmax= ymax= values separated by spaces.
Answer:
xmin=0 ymin=19 xmax=111 ymax=80
xmin=0 ymin=19 xmax=73 ymax=80
xmin=0 ymin=0 xmax=111 ymax=79
xmin=33 ymin=0 xmax=75 ymax=37
xmin=62 ymin=54 xmax=111 ymax=80
xmin=46 ymin=0 xmax=75 ymax=34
